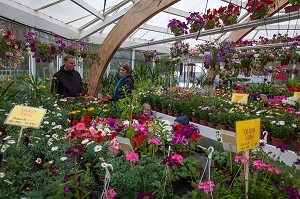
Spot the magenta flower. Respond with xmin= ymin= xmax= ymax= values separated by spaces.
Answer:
xmin=103 ymin=188 xmax=116 ymax=199
xmin=148 ymin=138 xmax=160 ymax=145
xmin=65 ymin=145 xmax=85 ymax=156
xmin=198 ymin=180 xmax=215 ymax=194
xmin=125 ymin=152 xmax=139 ymax=163
xmin=171 ymin=154 xmax=183 ymax=164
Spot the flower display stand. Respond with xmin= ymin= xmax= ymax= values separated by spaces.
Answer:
xmin=285 ymin=5 xmax=300 ymax=13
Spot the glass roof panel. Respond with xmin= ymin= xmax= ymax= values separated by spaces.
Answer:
xmin=13 ymin=0 xmax=59 ymax=10
xmin=40 ymin=0 xmax=90 ymax=23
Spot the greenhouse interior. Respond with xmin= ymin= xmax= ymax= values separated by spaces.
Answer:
xmin=1 ymin=0 xmax=300 ymax=198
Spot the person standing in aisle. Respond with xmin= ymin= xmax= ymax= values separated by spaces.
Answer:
xmin=106 ymin=63 xmax=134 ymax=101
xmin=51 ymin=55 xmax=82 ymax=97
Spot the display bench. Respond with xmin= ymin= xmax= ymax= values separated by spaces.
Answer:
xmin=156 ymin=112 xmax=298 ymax=167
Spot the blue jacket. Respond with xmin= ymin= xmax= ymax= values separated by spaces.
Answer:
xmin=111 ymin=75 xmax=134 ymax=101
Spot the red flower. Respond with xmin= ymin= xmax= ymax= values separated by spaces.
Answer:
xmin=132 ymin=136 xmax=142 ymax=148
xmin=72 ymin=120 xmax=78 ymax=126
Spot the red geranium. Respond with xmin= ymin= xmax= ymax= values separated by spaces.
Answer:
xmin=246 ymin=0 xmax=276 ymax=20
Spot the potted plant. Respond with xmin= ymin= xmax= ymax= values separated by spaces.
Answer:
xmin=167 ymin=18 xmax=188 ymax=36
xmin=269 ymin=120 xmax=294 ymax=146
xmin=0 ymin=29 xmax=24 ymax=68
xmin=218 ymin=4 xmax=241 ymax=26
xmin=285 ymin=0 xmax=300 ymax=13
xmin=142 ymin=49 xmax=157 ymax=61
xmin=245 ymin=0 xmax=276 ymax=20
xmin=202 ymin=9 xmax=220 ymax=30
xmin=170 ymin=41 xmax=189 ymax=58
xmin=185 ymin=12 xmax=205 ymax=33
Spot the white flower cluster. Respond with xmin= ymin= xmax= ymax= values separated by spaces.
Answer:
xmin=282 ymin=97 xmax=299 ymax=107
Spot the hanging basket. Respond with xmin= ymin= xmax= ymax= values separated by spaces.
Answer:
xmin=144 ymin=55 xmax=151 ymax=62
xmin=285 ymin=5 xmax=300 ymax=13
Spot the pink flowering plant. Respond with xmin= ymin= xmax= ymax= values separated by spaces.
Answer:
xmin=170 ymin=41 xmax=190 ymax=58
xmin=0 ymin=30 xmax=24 ymax=68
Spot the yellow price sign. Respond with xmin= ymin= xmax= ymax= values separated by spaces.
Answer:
xmin=4 ymin=105 xmax=46 ymax=128
xmin=231 ymin=93 xmax=248 ymax=104
xmin=235 ymin=118 xmax=260 ymax=152
xmin=294 ymin=92 xmax=300 ymax=98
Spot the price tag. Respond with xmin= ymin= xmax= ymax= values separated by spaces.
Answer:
xmin=236 ymin=118 xmax=260 ymax=152
xmin=4 ymin=105 xmax=46 ymax=128
xmin=294 ymin=92 xmax=300 ymax=98
xmin=231 ymin=93 xmax=248 ymax=104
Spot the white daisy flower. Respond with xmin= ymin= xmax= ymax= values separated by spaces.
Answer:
xmin=101 ymin=162 xmax=107 ymax=168
xmin=45 ymin=134 xmax=50 ymax=138
xmin=292 ymin=123 xmax=297 ymax=128
xmin=4 ymin=179 xmax=12 ymax=184
xmin=87 ymin=141 xmax=95 ymax=145
xmin=1 ymin=144 xmax=9 ymax=153
xmin=94 ymin=145 xmax=102 ymax=152
xmin=48 ymin=160 xmax=53 ymax=164
xmin=7 ymin=140 xmax=15 ymax=144
xmin=44 ymin=121 xmax=49 ymax=124
xmin=57 ymin=113 xmax=62 ymax=116
xmin=52 ymin=134 xmax=58 ymax=139
xmin=51 ymin=122 xmax=56 ymax=126
xmin=81 ymin=139 xmax=89 ymax=145
xmin=51 ymin=146 xmax=58 ymax=151
xmin=35 ymin=158 xmax=42 ymax=164
xmin=60 ymin=157 xmax=68 ymax=161
xmin=3 ymin=136 xmax=11 ymax=141
xmin=0 ymin=172 xmax=5 ymax=178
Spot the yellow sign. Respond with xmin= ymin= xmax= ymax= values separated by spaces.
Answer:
xmin=235 ymin=118 xmax=260 ymax=152
xmin=4 ymin=105 xmax=46 ymax=128
xmin=231 ymin=93 xmax=248 ymax=104
xmin=294 ymin=92 xmax=300 ymax=98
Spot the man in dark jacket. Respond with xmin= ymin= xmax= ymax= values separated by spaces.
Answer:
xmin=107 ymin=63 xmax=134 ymax=101
xmin=51 ymin=55 xmax=82 ymax=97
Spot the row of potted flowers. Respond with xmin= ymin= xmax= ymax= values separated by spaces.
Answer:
xmin=140 ymin=88 xmax=300 ymax=149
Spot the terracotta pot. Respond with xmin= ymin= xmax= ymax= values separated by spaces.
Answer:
xmin=199 ymin=120 xmax=207 ymax=126
xmin=285 ymin=5 xmax=300 ymax=13
xmin=204 ymin=25 xmax=213 ymax=30
xmin=174 ymin=112 xmax=180 ymax=117
xmin=162 ymin=109 xmax=168 ymax=114
xmin=144 ymin=56 xmax=151 ymax=62
xmin=189 ymin=29 xmax=198 ymax=34
xmin=228 ymin=126 xmax=236 ymax=132
xmin=207 ymin=122 xmax=215 ymax=128
xmin=217 ymin=123 xmax=227 ymax=130
xmin=155 ymin=107 xmax=162 ymax=112
xmin=281 ymin=59 xmax=290 ymax=65
xmin=167 ymin=110 xmax=174 ymax=116
xmin=296 ymin=141 xmax=300 ymax=152
xmin=191 ymin=117 xmax=199 ymax=123
xmin=271 ymin=137 xmax=286 ymax=146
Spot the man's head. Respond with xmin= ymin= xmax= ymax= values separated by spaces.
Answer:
xmin=174 ymin=116 xmax=189 ymax=126
xmin=63 ymin=55 xmax=76 ymax=71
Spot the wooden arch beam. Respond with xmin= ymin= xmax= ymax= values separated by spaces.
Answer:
xmin=87 ymin=0 xmax=180 ymax=97
xmin=228 ymin=0 xmax=289 ymax=42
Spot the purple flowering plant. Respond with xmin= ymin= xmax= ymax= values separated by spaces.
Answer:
xmin=186 ymin=12 xmax=205 ymax=31
xmin=167 ymin=18 xmax=188 ymax=36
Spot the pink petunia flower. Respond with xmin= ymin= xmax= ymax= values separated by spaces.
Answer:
xmin=125 ymin=152 xmax=139 ymax=163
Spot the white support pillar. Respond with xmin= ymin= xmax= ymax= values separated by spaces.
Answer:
xmin=29 ymin=55 xmax=36 ymax=75
xmin=57 ymin=56 xmax=63 ymax=71
xmin=131 ymin=49 xmax=135 ymax=70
